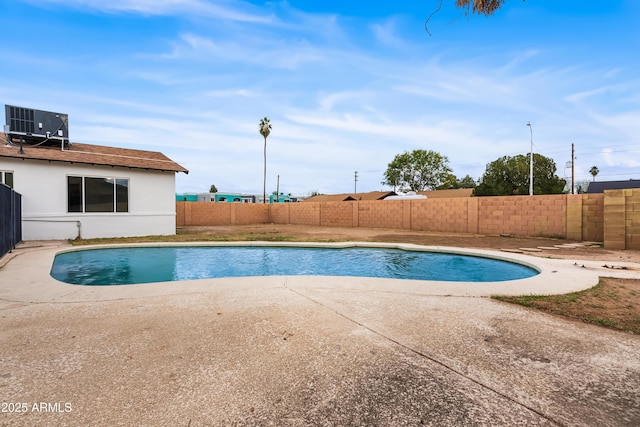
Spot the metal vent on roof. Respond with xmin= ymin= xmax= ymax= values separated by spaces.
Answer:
xmin=4 ymin=104 xmax=69 ymax=147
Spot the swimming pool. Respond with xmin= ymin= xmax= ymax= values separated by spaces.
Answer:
xmin=50 ymin=245 xmax=539 ymax=285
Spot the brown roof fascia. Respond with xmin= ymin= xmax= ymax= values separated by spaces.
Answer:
xmin=303 ymin=194 xmax=353 ymax=202
xmin=0 ymin=133 xmax=188 ymax=174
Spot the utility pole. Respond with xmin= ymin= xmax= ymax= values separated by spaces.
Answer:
xmin=276 ymin=174 xmax=280 ymax=202
xmin=571 ymin=143 xmax=575 ymax=194
xmin=354 ymin=171 xmax=358 ymax=193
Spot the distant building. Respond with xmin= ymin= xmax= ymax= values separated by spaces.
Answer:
xmin=210 ymin=192 xmax=244 ymax=203
xmin=269 ymin=193 xmax=294 ymax=203
xmin=304 ymin=191 xmax=395 ymax=202
xmin=176 ymin=192 xmax=256 ymax=203
xmin=586 ymin=179 xmax=640 ymax=194
xmin=418 ymin=188 xmax=474 ymax=198
xmin=384 ymin=192 xmax=427 ymax=200
xmin=304 ymin=189 xmax=474 ymax=202
xmin=176 ymin=193 xmax=198 ymax=202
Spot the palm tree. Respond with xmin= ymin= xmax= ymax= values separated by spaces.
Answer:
xmin=589 ymin=166 xmax=599 ymax=182
xmin=456 ymin=0 xmax=506 ymax=16
xmin=259 ymin=117 xmax=272 ymax=203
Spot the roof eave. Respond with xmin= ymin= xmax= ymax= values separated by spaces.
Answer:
xmin=0 ymin=153 xmax=188 ymax=174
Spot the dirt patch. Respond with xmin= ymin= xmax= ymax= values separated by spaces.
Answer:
xmin=177 ymin=224 xmax=640 ymax=263
xmin=494 ymin=278 xmax=640 ymax=334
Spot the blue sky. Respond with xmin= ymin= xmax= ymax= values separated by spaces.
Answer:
xmin=1 ymin=0 xmax=639 ymax=196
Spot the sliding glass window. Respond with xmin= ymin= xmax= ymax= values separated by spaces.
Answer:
xmin=115 ymin=179 xmax=129 ymax=213
xmin=67 ymin=176 xmax=129 ymax=213
xmin=67 ymin=176 xmax=83 ymax=212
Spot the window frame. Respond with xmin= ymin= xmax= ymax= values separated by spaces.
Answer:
xmin=66 ymin=175 xmax=129 ymax=213
xmin=0 ymin=171 xmax=14 ymax=189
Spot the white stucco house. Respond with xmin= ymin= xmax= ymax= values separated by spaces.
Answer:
xmin=0 ymin=132 xmax=188 ymax=240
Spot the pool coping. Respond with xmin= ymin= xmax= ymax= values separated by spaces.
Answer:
xmin=2 ymin=241 xmax=640 ymax=303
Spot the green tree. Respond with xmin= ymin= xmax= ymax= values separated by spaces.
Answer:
xmin=457 ymin=174 xmax=477 ymax=188
xmin=259 ymin=117 xmax=272 ymax=204
xmin=474 ymin=153 xmax=565 ymax=196
xmin=437 ymin=173 xmax=477 ymax=189
xmin=209 ymin=184 xmax=218 ymax=193
xmin=382 ymin=149 xmax=452 ymax=192
xmin=438 ymin=173 xmax=458 ymax=190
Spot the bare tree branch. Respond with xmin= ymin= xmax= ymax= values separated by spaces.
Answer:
xmin=424 ymin=0 xmax=443 ymax=36
xmin=426 ymin=0 xmax=525 ymax=36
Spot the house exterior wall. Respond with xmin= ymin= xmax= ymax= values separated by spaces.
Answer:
xmin=1 ymin=157 xmax=177 ymax=240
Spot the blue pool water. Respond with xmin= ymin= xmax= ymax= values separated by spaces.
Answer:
xmin=50 ymin=246 xmax=538 ymax=286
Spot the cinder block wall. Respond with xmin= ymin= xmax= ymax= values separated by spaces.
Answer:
xmin=288 ymin=203 xmax=320 ymax=225
xmin=176 ymin=202 xmax=269 ymax=226
xmin=604 ymin=190 xmax=626 ymax=249
xmin=318 ymin=202 xmax=356 ymax=227
xmin=177 ymin=193 xmax=615 ymax=244
xmin=582 ymin=194 xmax=604 ymax=242
xmin=233 ymin=203 xmax=270 ymax=225
xmin=476 ymin=195 xmax=567 ymax=237
xmin=412 ymin=199 xmax=469 ymax=233
xmin=358 ymin=200 xmax=405 ymax=229
xmin=269 ymin=204 xmax=290 ymax=224
xmin=603 ymin=189 xmax=640 ymax=250
xmin=625 ymin=189 xmax=640 ymax=250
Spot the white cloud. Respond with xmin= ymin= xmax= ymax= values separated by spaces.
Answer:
xmin=153 ymin=31 xmax=327 ymax=69
xmin=370 ymin=18 xmax=406 ymax=48
xmin=205 ymin=89 xmax=258 ymax=98
xmin=24 ymin=0 xmax=274 ymax=23
xmin=601 ymin=148 xmax=640 ymax=168
xmin=7 ymin=0 xmax=640 ymax=194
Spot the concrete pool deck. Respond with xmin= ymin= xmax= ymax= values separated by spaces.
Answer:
xmin=1 ymin=241 xmax=640 ymax=425
xmin=5 ymin=240 xmax=640 ymax=302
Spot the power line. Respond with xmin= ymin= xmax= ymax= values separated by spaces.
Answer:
xmin=577 ymin=148 xmax=640 ymax=156
xmin=590 ymin=172 xmax=640 ymax=178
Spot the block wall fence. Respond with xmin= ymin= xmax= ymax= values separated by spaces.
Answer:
xmin=175 ymin=189 xmax=640 ymax=250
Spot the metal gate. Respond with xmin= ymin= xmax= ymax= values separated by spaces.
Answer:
xmin=0 ymin=184 xmax=22 ymax=257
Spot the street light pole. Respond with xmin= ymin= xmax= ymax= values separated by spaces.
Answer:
xmin=527 ymin=122 xmax=533 ymax=196
xmin=354 ymin=171 xmax=358 ymax=193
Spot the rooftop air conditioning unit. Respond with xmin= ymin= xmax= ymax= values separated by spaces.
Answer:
xmin=4 ymin=104 xmax=69 ymax=147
